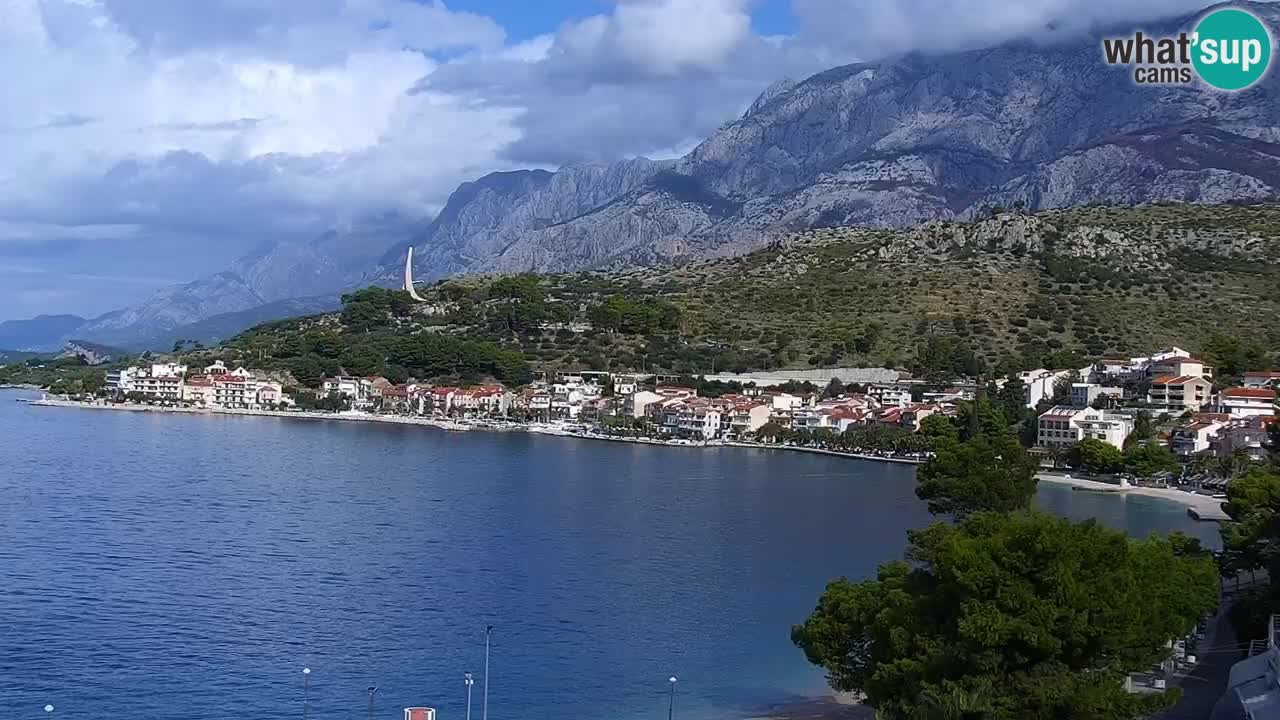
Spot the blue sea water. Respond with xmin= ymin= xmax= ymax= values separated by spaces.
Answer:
xmin=0 ymin=390 xmax=1220 ymax=720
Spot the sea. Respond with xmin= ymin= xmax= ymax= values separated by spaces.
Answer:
xmin=0 ymin=389 xmax=1221 ymax=720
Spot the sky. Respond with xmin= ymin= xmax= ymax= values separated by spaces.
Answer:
xmin=0 ymin=0 xmax=1214 ymax=322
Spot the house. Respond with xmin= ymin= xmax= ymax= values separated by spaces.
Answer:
xmin=454 ymin=385 xmax=509 ymax=416
xmin=1215 ymin=387 xmax=1278 ymax=418
xmin=868 ymin=384 xmax=912 ymax=408
xmin=1171 ymin=419 xmax=1226 ymax=458
xmin=427 ymin=386 xmax=459 ymax=415
xmin=1243 ymin=371 xmax=1280 ymax=389
xmin=1087 ymin=356 xmax=1132 ymax=383
xmin=322 ymin=377 xmax=367 ymax=407
xmin=625 ymin=387 xmax=694 ymax=418
xmin=1211 ymin=415 xmax=1277 ymax=463
xmin=900 ymin=404 xmax=946 ymax=432
xmin=149 ymin=362 xmax=188 ymax=378
xmin=1070 ymin=383 xmax=1124 ymax=409
xmin=1074 ymin=411 xmax=1134 ymax=449
xmin=672 ymin=401 xmax=722 ymax=440
xmin=611 ymin=374 xmax=646 ymax=396
xmin=182 ymin=376 xmax=216 ymax=406
xmin=1147 ymin=375 xmax=1212 ymax=414
xmin=381 ymin=384 xmax=412 ymax=413
xmin=255 ymin=380 xmax=287 ymax=408
xmin=1148 ymin=356 xmax=1214 ymax=381
xmin=723 ymin=400 xmax=773 ymax=437
xmin=1020 ymin=369 xmax=1074 ymax=408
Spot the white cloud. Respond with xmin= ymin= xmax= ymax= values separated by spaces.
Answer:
xmin=0 ymin=0 xmax=1235 ymax=320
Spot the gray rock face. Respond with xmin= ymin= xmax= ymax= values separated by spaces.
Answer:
xmin=380 ymin=1 xmax=1280 ymax=283
xmin=75 ymin=216 xmax=414 ymax=346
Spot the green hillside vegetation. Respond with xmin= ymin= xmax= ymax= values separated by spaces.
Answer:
xmin=194 ymin=203 xmax=1280 ymax=389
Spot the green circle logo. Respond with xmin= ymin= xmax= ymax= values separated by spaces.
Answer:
xmin=1192 ymin=8 xmax=1272 ymax=91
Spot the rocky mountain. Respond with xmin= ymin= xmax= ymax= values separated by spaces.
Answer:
xmin=375 ymin=1 xmax=1280 ymax=284
xmin=0 ymin=314 xmax=89 ymax=352
xmin=72 ymin=216 xmax=414 ymax=347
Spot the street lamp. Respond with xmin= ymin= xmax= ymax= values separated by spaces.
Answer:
xmin=367 ymin=686 xmax=379 ymax=720
xmin=44 ymin=705 xmax=53 ymax=719
xmin=302 ymin=668 xmax=311 ymax=720
xmin=668 ymin=677 xmax=678 ymax=720
xmin=482 ymin=625 xmax=494 ymax=720
xmin=465 ymin=672 xmax=475 ymax=720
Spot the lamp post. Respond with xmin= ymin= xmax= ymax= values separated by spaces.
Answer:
xmin=367 ymin=686 xmax=378 ymax=720
xmin=44 ymin=705 xmax=53 ymax=719
xmin=667 ymin=677 xmax=678 ymax=720
xmin=465 ymin=672 xmax=475 ymax=720
xmin=302 ymin=668 xmax=311 ymax=720
xmin=482 ymin=625 xmax=493 ymax=720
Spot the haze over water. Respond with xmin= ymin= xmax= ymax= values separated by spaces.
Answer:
xmin=0 ymin=390 xmax=1219 ymax=720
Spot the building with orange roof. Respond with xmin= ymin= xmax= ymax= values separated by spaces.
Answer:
xmin=1147 ymin=375 xmax=1212 ymax=414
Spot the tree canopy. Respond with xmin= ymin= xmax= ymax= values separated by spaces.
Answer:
xmin=915 ymin=429 xmax=1038 ymax=518
xmin=792 ymin=511 xmax=1219 ymax=720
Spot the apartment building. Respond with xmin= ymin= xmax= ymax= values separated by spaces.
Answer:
xmin=1147 ymin=375 xmax=1213 ymax=414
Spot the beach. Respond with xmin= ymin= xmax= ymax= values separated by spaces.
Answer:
xmin=1036 ymin=472 xmax=1230 ymax=520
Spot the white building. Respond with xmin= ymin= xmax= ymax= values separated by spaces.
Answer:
xmin=1036 ymin=406 xmax=1132 ymax=450
xmin=131 ymin=373 xmax=184 ymax=402
xmin=149 ymin=362 xmax=188 ymax=378
xmin=1243 ymin=371 xmax=1280 ymax=389
xmin=1215 ymin=387 xmax=1278 ymax=418
xmin=1070 ymin=383 xmax=1124 ymax=408
xmin=1148 ymin=355 xmax=1214 ymax=381
xmin=1036 ymin=406 xmax=1082 ymax=449
xmin=724 ymin=401 xmax=772 ymax=437
xmin=1075 ymin=411 xmax=1134 ymax=449
xmin=1171 ymin=419 xmax=1226 ymax=458
xmin=674 ymin=404 xmax=722 ymax=440
xmin=106 ymin=367 xmax=139 ymax=394
xmin=868 ymin=384 xmax=912 ymax=408
xmin=1020 ymin=369 xmax=1074 ymax=408
xmin=322 ymin=376 xmax=372 ymax=409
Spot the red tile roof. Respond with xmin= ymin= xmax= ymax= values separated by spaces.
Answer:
xmin=1152 ymin=375 xmax=1200 ymax=385
xmin=1222 ymin=387 xmax=1277 ymax=400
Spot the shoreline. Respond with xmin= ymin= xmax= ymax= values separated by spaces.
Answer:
xmin=1035 ymin=472 xmax=1230 ymax=520
xmin=15 ymin=395 xmax=1230 ymax=519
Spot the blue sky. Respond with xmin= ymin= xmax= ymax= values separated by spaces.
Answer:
xmin=0 ymin=0 xmax=1210 ymax=322
xmin=446 ymin=0 xmax=797 ymax=39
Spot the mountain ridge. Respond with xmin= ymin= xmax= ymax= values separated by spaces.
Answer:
xmin=363 ymin=1 xmax=1280 ymax=285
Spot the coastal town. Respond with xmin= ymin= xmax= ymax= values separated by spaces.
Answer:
xmin=27 ymin=346 xmax=1277 ymax=478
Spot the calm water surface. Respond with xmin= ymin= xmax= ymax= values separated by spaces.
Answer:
xmin=0 ymin=390 xmax=1219 ymax=720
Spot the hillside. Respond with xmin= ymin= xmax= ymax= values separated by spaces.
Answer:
xmin=202 ymin=204 xmax=1280 ymax=387
xmin=371 ymin=1 xmax=1280 ymax=289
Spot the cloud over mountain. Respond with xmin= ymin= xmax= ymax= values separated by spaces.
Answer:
xmin=0 ymin=0 xmax=1229 ymax=321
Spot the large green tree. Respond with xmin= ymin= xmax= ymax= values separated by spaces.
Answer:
xmin=792 ymin=511 xmax=1219 ymax=720
xmin=1069 ymin=438 xmax=1123 ymax=475
xmin=915 ymin=430 xmax=1038 ymax=518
